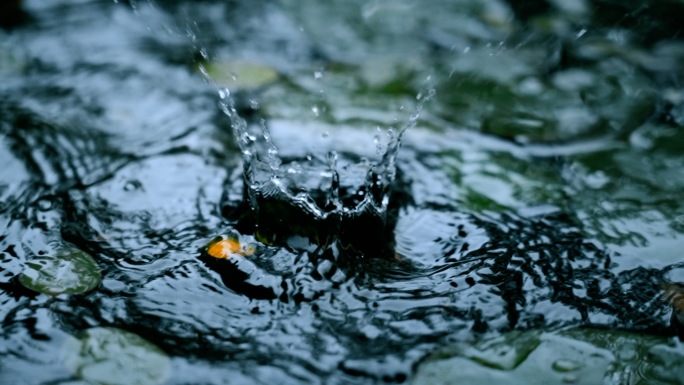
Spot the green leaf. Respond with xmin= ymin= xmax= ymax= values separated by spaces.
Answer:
xmin=199 ymin=61 xmax=278 ymax=90
xmin=63 ymin=327 xmax=171 ymax=385
xmin=18 ymin=248 xmax=101 ymax=295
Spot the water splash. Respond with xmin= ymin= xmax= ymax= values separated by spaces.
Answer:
xmin=219 ymin=83 xmax=434 ymax=255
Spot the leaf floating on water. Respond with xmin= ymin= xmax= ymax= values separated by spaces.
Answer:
xmin=199 ymin=61 xmax=278 ymax=90
xmin=63 ymin=327 xmax=170 ymax=385
xmin=200 ymin=233 xmax=277 ymax=300
xmin=206 ymin=235 xmax=255 ymax=259
xmin=18 ymin=248 xmax=101 ymax=295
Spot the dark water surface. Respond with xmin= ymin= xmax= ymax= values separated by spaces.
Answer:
xmin=2 ymin=1 xmax=684 ymax=384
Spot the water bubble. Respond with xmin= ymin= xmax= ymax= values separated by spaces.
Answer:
xmin=519 ymin=77 xmax=544 ymax=95
xmin=36 ymin=197 xmax=54 ymax=211
xmin=617 ymin=344 xmax=637 ymax=361
xmin=552 ymin=358 xmax=583 ymax=372
xmin=123 ymin=180 xmax=143 ymax=192
xmin=584 ymin=171 xmax=609 ymax=189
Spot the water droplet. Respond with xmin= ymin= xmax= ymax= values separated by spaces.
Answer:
xmin=562 ymin=374 xmax=579 ymax=383
xmin=186 ymin=29 xmax=196 ymax=41
xmin=326 ymin=151 xmax=337 ymax=169
xmin=311 ymin=105 xmax=320 ymax=116
xmin=576 ymin=29 xmax=587 ymax=38
xmin=218 ymin=88 xmax=230 ymax=99
xmin=314 ymin=71 xmax=323 ymax=79
xmin=249 ymin=99 xmax=260 ymax=109
xmin=374 ymin=134 xmax=385 ymax=155
xmin=463 ymin=46 xmax=471 ymax=53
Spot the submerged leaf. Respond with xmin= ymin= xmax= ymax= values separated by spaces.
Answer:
xmin=413 ymin=328 xmax=684 ymax=385
xmin=412 ymin=331 xmax=613 ymax=385
xmin=18 ymin=248 xmax=101 ymax=295
xmin=63 ymin=327 xmax=170 ymax=385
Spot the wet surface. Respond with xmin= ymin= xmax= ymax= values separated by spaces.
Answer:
xmin=2 ymin=0 xmax=684 ymax=384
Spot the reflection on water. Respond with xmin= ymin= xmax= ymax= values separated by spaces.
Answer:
xmin=1 ymin=0 xmax=684 ymax=384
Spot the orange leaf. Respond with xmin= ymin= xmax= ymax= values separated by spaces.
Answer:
xmin=207 ymin=238 xmax=241 ymax=259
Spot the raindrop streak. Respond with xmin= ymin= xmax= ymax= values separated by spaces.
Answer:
xmin=219 ymin=84 xmax=434 ymax=255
